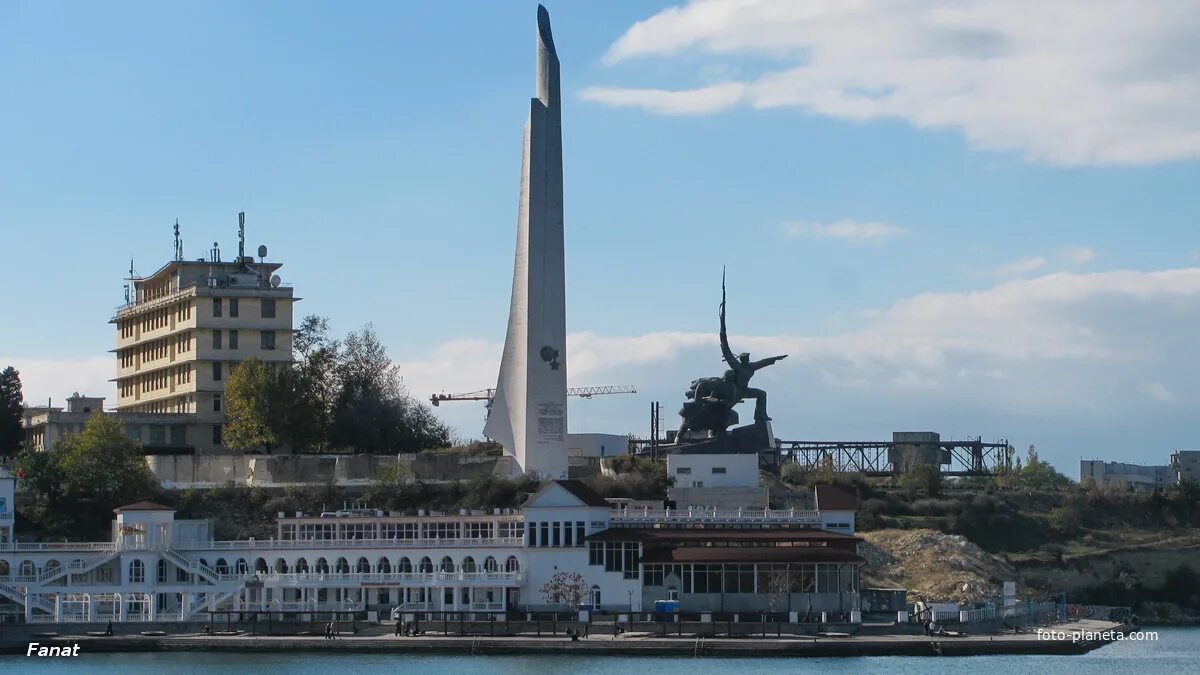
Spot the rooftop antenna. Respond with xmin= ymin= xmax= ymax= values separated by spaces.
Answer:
xmin=173 ymin=219 xmax=183 ymax=261
xmin=124 ymin=257 xmax=136 ymax=303
xmin=238 ymin=212 xmax=246 ymax=261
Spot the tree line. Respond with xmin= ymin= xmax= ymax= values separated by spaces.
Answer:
xmin=224 ymin=315 xmax=453 ymax=453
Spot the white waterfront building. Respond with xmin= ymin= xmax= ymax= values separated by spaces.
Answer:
xmin=0 ymin=474 xmax=864 ymax=624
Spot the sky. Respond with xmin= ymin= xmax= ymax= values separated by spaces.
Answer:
xmin=2 ymin=0 xmax=1200 ymax=476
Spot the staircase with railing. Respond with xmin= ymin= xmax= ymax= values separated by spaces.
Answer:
xmin=162 ymin=548 xmax=222 ymax=584
xmin=0 ymin=580 xmax=55 ymax=614
xmin=36 ymin=547 xmax=120 ymax=585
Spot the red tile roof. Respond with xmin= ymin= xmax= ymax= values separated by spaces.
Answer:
xmin=815 ymin=485 xmax=859 ymax=511
xmin=556 ymin=480 xmax=612 ymax=507
xmin=589 ymin=528 xmax=859 ymax=543
xmin=113 ymin=501 xmax=175 ymax=513
xmin=641 ymin=547 xmax=864 ymax=564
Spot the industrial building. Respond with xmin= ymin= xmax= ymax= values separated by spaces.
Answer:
xmin=1080 ymin=451 xmax=1200 ymax=490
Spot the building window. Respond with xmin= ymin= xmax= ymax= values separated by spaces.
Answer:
xmin=213 ymin=298 xmax=222 ymax=317
xmin=590 ymin=542 xmax=640 ymax=579
xmin=676 ymin=467 xmax=691 ymax=475
xmin=425 ymin=522 xmax=461 ymax=539
xmin=212 ymin=362 xmax=222 ymax=381
xmin=552 ymin=522 xmax=561 ymax=547
xmin=261 ymin=298 xmax=276 ymax=318
xmin=539 ymin=522 xmax=550 ymax=548
xmin=228 ymin=330 xmax=238 ymax=349
xmin=213 ymin=329 xmax=222 ymax=349
xmin=575 ymin=522 xmax=585 ymax=547
xmin=261 ymin=330 xmax=276 ymax=350
xmin=712 ymin=467 xmax=727 ymax=474
xmin=213 ymin=424 xmax=223 ymax=446
xmin=563 ymin=523 xmax=573 ymax=548
xmin=229 ymin=298 xmax=239 ymax=318
xmin=129 ymin=559 xmax=145 ymax=583
xmin=213 ymin=394 xmax=222 ymax=413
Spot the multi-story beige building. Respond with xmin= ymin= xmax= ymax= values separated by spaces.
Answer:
xmin=111 ymin=249 xmax=296 ymax=452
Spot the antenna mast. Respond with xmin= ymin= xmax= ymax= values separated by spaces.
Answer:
xmin=173 ymin=219 xmax=183 ymax=261
xmin=238 ymin=212 xmax=246 ymax=261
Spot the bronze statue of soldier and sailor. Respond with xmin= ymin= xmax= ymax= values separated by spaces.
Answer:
xmin=677 ymin=273 xmax=787 ymax=441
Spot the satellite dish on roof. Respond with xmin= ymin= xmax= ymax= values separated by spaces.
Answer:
xmin=270 ymin=275 xmax=281 ymax=288
xmin=257 ymin=245 xmax=268 ymax=259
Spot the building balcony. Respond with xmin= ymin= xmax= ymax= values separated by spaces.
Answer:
xmin=0 ymin=542 xmax=115 ymax=553
xmin=609 ymin=506 xmax=822 ymax=525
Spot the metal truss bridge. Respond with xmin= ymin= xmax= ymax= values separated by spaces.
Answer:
xmin=766 ymin=437 xmax=1012 ymax=476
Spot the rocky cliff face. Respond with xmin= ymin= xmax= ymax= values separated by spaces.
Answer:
xmin=861 ymin=527 xmax=1200 ymax=623
xmin=861 ymin=528 xmax=1018 ymax=604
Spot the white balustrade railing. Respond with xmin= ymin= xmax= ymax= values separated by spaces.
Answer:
xmin=610 ymin=506 xmax=821 ymax=523
xmin=176 ymin=536 xmax=527 ymax=551
xmin=253 ymin=570 xmax=523 ymax=585
xmin=1 ymin=542 xmax=116 ymax=552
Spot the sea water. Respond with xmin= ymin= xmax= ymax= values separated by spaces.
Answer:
xmin=3 ymin=627 xmax=1198 ymax=674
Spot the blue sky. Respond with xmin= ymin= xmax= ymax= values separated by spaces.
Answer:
xmin=3 ymin=1 xmax=1200 ymax=474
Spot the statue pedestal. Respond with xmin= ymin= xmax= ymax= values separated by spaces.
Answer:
xmin=673 ymin=420 xmax=775 ymax=454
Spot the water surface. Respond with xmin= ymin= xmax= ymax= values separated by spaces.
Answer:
xmin=5 ymin=627 xmax=1197 ymax=674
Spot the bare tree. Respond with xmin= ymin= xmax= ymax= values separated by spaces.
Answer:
xmin=540 ymin=571 xmax=589 ymax=611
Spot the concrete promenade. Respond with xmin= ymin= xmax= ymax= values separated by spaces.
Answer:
xmin=1 ymin=619 xmax=1128 ymax=657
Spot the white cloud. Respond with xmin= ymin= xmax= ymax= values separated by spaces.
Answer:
xmin=589 ymin=0 xmax=1200 ymax=166
xmin=785 ymin=219 xmax=906 ymax=245
xmin=1140 ymin=381 xmax=1176 ymax=403
xmin=990 ymin=255 xmax=1046 ymax=278
xmin=1 ymin=356 xmax=113 ymax=408
xmin=405 ymin=267 xmax=1200 ymax=450
xmin=580 ymin=82 xmax=747 ymax=115
xmin=1061 ymin=246 xmax=1097 ymax=266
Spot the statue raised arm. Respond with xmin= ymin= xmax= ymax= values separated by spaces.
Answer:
xmin=719 ymin=270 xmax=787 ymax=421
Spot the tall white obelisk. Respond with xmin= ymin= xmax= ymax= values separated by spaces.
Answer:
xmin=484 ymin=5 xmax=568 ymax=479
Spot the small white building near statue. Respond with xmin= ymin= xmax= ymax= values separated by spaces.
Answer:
xmin=667 ymin=451 xmax=758 ymax=489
